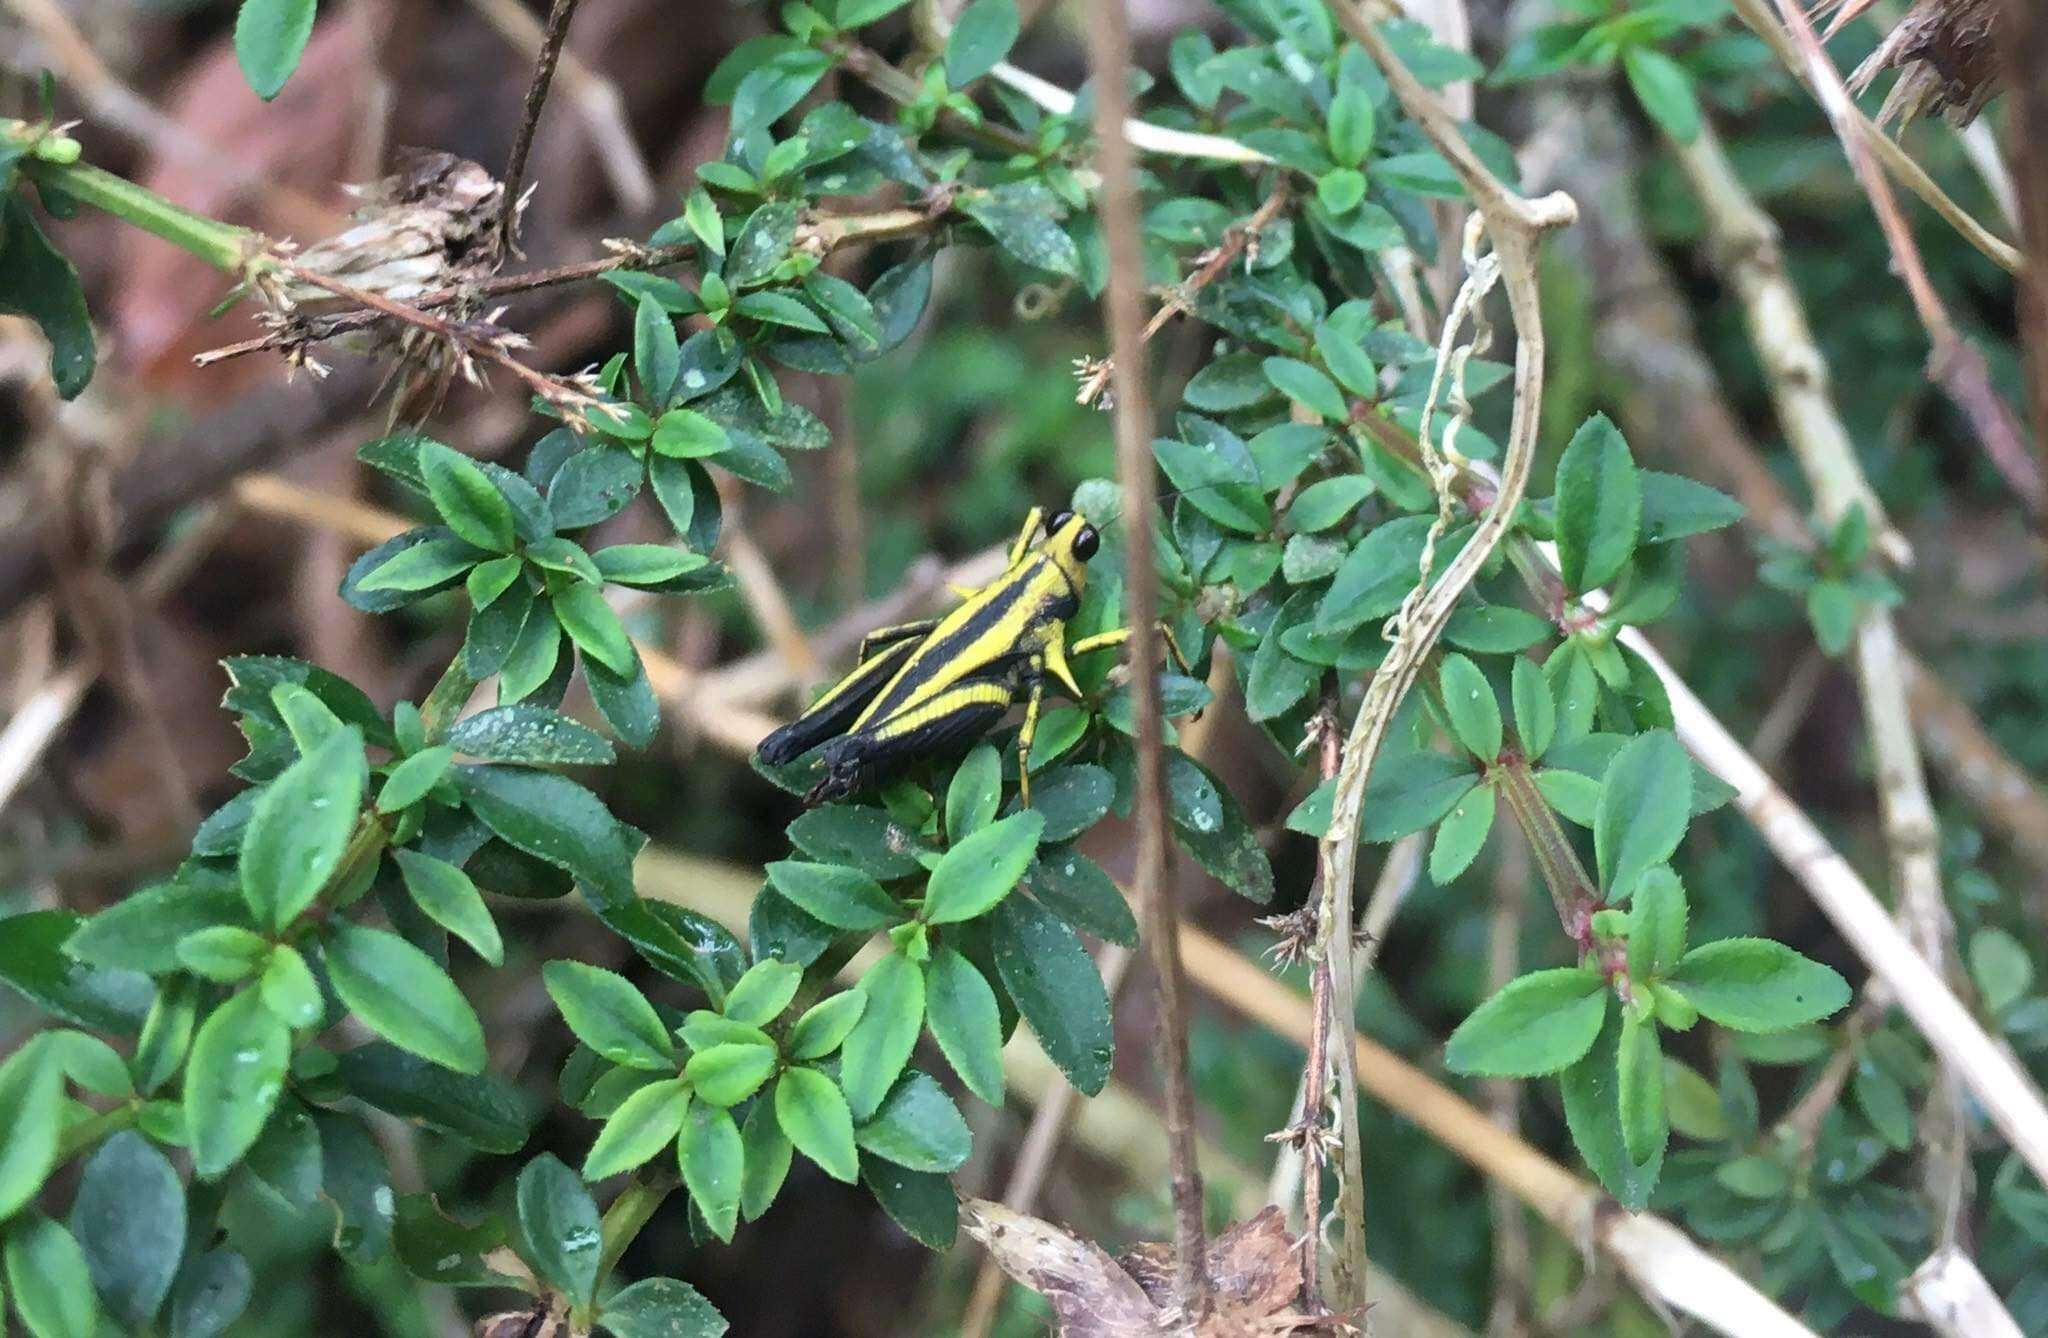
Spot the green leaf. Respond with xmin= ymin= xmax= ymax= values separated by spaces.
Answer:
xmin=944 ymin=0 xmax=1019 ymax=87
xmin=515 ymin=1154 xmax=601 ymax=1310
xmin=1665 ymin=1058 xmax=1729 ymax=1141
xmin=679 ymin=1102 xmax=744 ymax=1241
xmin=839 ymin=952 xmax=925 ymax=1121
xmin=959 ymin=184 xmax=1080 ymax=278
xmin=4 ymin=1215 xmax=98 ymax=1338
xmin=1444 ymin=967 xmax=1608 ymax=1077
xmin=1359 ymin=750 xmax=1480 ymax=842
xmin=1316 ymin=167 xmax=1366 ymax=214
xmin=600 ymin=1277 xmax=728 ymax=1338
xmin=1561 ymin=1007 xmax=1662 ymax=1210
xmin=592 ymin=545 xmax=710 ymax=589
xmin=924 ymin=811 xmax=1043 ymax=924
xmin=740 ymin=1099 xmax=792 ymax=1221
xmin=1024 ymin=766 xmax=1113 ymax=843
xmin=1262 ymin=356 xmax=1349 ymax=421
xmin=69 ymin=1132 xmax=184 ymax=1328
xmin=459 ymin=765 xmax=639 ymax=908
xmin=1327 ymin=83 xmax=1377 ymax=166
xmin=1183 ymin=353 xmax=1275 ymax=412
xmin=635 ymin=294 xmax=681 ymax=407
xmin=1511 ymin=658 xmax=1555 ymax=760
xmin=1593 ymin=729 xmax=1691 ymax=900
xmin=257 ymin=944 xmax=322 ymax=1029
xmin=1317 ymin=515 xmax=1436 ymax=633
xmin=856 ymin=1070 xmax=970 ymax=1172
xmin=0 ymin=1042 xmax=63 ymax=1222
xmin=684 ymin=1045 xmax=778 ymax=1107
xmin=787 ymin=807 xmax=927 ymax=880
xmin=358 ymin=535 xmax=483 ymax=593
xmin=392 ymin=849 xmax=504 ymax=967
xmin=0 ymin=196 xmax=95 ymax=398
xmin=775 ymin=1068 xmax=858 ymax=1183
xmin=991 ymin=894 xmax=1111 ymax=1094
xmin=233 ymin=0 xmax=314 ymax=99
xmin=1638 ymin=471 xmax=1744 ymax=543
xmin=1436 ymin=653 xmax=1502 ymax=761
xmin=1443 ymin=604 xmax=1551 ymax=654
xmin=1533 ymin=768 xmax=1599 ymax=826
xmin=923 ymin=948 xmax=1004 ymax=1106
xmin=1853 ymin=1058 xmax=1913 ymax=1150
xmin=860 ymin=1153 xmax=957 ymax=1250
xmin=0 ymin=910 xmax=151 ymax=1030
xmin=1024 ymin=851 xmax=1138 ymax=947
xmin=448 ymin=706 xmax=614 ymax=770
xmin=722 ymin=959 xmax=802 ymax=1027
xmin=1553 ymin=414 xmax=1641 ymax=594
xmin=552 ymin=581 xmax=636 ymax=676
xmin=1807 ymin=580 xmax=1859 ymax=656
xmin=335 ymin=1043 xmax=534 ymax=1154
xmin=729 ymin=51 xmax=832 ymax=139
xmin=1427 ymin=783 xmax=1495 ymax=885
xmin=377 ymin=745 xmax=453 ymax=814
xmin=1153 ymin=438 xmax=1269 ymax=534
xmin=765 ymin=860 xmax=901 ymax=931
xmin=1287 ymin=476 xmax=1373 ymax=533
xmin=543 ymin=961 xmax=674 ymax=1071
xmin=1971 ymin=927 xmax=2034 ymax=1015
xmin=419 ymin=442 xmax=515 ymax=553
xmin=786 ymin=991 xmax=866 ymax=1061
xmin=185 ymin=989 xmax=290 ymax=1179
xmin=326 ymin=924 xmax=486 ymax=1074
xmin=946 ymin=743 xmax=1003 ymax=841
xmin=1622 ymin=46 xmax=1702 ymax=144
xmin=65 ymin=880 xmax=251 ymax=976
xmin=176 ymin=926 xmax=270 ymax=983
xmin=1617 ymin=1011 xmax=1667 ymax=1166
xmin=1668 ymin=939 xmax=1850 ymax=1033
xmin=1628 ymin=867 xmax=1687 ymax=981
xmin=733 ymin=291 xmax=829 ymax=333
xmin=239 ymin=725 xmax=366 ymax=930
xmin=167 ymin=1247 xmax=253 ymax=1337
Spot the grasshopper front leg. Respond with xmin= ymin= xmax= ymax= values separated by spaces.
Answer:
xmin=1069 ymin=621 xmax=1195 ymax=676
xmin=1016 ymin=656 xmax=1047 ymax=808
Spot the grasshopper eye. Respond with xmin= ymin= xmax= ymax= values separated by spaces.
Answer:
xmin=1048 ymin=509 xmax=1074 ymax=534
xmin=1072 ymin=524 xmax=1099 ymax=560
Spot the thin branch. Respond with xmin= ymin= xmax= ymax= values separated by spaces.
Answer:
xmin=1725 ymin=0 xmax=2023 ymax=277
xmin=1999 ymin=0 xmax=2048 ymax=525
xmin=988 ymin=60 xmax=1273 ymax=165
xmin=1082 ymin=0 xmax=1208 ymax=1314
xmin=495 ymin=0 xmax=581 ymax=260
xmin=1308 ymin=0 xmax=1576 ymax=1310
xmin=1756 ymin=0 xmax=2042 ymax=517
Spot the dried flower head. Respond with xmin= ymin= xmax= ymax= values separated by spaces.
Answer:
xmin=1819 ymin=0 xmax=2004 ymax=127
xmin=281 ymin=150 xmax=508 ymax=307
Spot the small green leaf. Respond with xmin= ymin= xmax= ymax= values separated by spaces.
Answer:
xmin=634 ymin=295 xmax=681 ymax=408
xmin=722 ymin=959 xmax=802 ymax=1027
xmin=774 ymin=1068 xmax=858 ymax=1183
xmin=1970 ymin=927 xmax=2034 ymax=1015
xmin=234 ymin=0 xmax=316 ymax=99
xmin=991 ymin=894 xmax=1111 ymax=1094
xmin=0 ymin=197 xmax=95 ymax=398
xmin=684 ymin=1044 xmax=778 ymax=1107
xmin=0 ymin=1043 xmax=63 ymax=1222
xmin=856 ymin=1070 xmax=970 ymax=1172
xmin=838 ymin=952 xmax=925 ymax=1121
xmin=552 ymin=582 xmax=636 ymax=676
xmin=258 ymin=944 xmax=323 ymax=1029
xmin=1287 ymin=476 xmax=1373 ymax=533
xmin=944 ymin=0 xmax=1019 ymax=87
xmin=69 ymin=1132 xmax=184 ymax=1328
xmin=1553 ymin=414 xmax=1641 ymax=594
xmin=593 ymin=545 xmax=709 ymax=588
xmin=1627 ymin=867 xmax=1687 ymax=981
xmin=786 ymin=991 xmax=867 ymax=1061
xmin=239 ymin=726 xmax=366 ymax=930
xmin=740 ymin=1099 xmax=792 ymax=1221
xmin=392 ymin=849 xmax=504 ymax=967
xmin=376 ymin=745 xmax=452 ymax=814
xmin=1316 ymin=167 xmax=1366 ymax=214
xmin=1617 ymin=1010 xmax=1666 ymax=1166
xmin=651 ymin=408 xmax=728 ymax=459
xmin=1622 ymin=46 xmax=1702 ymax=144
xmin=599 ymin=1277 xmax=727 ymax=1338
xmin=1427 ymin=783 xmax=1496 ymax=885
xmin=1667 ymin=938 xmax=1851 ymax=1033
xmin=678 ymin=1103 xmax=744 ymax=1241
xmin=1593 ymin=729 xmax=1691 ymax=901
xmin=358 ymin=535 xmax=483 ymax=592
xmin=543 ymin=961 xmax=674 ymax=1070
xmin=1327 ymin=83 xmax=1377 ymax=165
xmin=185 ymin=989 xmax=290 ymax=1179
xmin=514 ymin=1154 xmax=601 ymax=1310
xmin=1559 ymin=1006 xmax=1662 ymax=1210
xmin=419 ymin=441 xmax=515 ymax=552
xmin=764 ymin=861 xmax=901 ymax=931
xmin=4 ymin=1215 xmax=98 ymax=1338
xmin=923 ymin=948 xmax=1004 ymax=1106
xmin=176 ymin=926 xmax=271 ymax=983
xmin=326 ymin=924 xmax=486 ymax=1074
xmin=1437 ymin=653 xmax=1502 ymax=761
xmin=335 ymin=1043 xmax=535 ymax=1155
xmin=1511 ymin=658 xmax=1555 ymax=760
xmin=1262 ymin=356 xmax=1349 ymax=421
xmin=1445 ymin=967 xmax=1608 ymax=1077
xmin=923 ymin=811 xmax=1043 ymax=924
xmin=946 ymin=743 xmax=1002 ymax=841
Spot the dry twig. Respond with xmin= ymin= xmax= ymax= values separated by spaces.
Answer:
xmin=494 ymin=0 xmax=580 ymax=260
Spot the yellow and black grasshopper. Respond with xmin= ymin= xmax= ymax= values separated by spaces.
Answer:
xmin=756 ymin=507 xmax=1192 ymax=806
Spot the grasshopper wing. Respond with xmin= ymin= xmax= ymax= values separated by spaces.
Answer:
xmin=756 ymin=637 xmax=920 ymax=766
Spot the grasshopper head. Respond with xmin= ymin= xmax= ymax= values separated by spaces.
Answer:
xmin=1041 ymin=509 xmax=1101 ymax=588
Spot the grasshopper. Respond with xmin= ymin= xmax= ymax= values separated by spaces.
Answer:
xmin=756 ymin=506 xmax=1191 ymax=806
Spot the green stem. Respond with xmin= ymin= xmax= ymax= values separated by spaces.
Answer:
xmin=54 ymin=1102 xmax=140 ymax=1164
xmin=1491 ymin=756 xmax=1598 ymax=944
xmin=596 ymin=1170 xmax=678 ymax=1281
xmin=20 ymin=156 xmax=258 ymax=274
